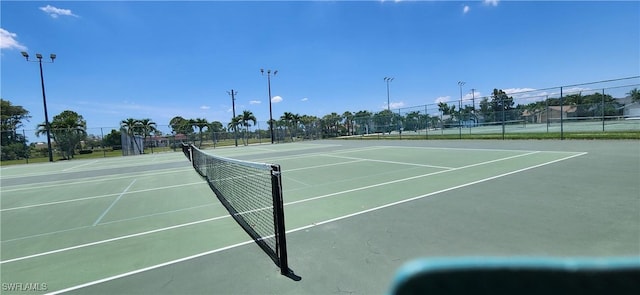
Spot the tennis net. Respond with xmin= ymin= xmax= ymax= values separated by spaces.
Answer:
xmin=182 ymin=144 xmax=295 ymax=278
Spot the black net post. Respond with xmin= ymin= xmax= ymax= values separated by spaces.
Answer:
xmin=270 ymin=164 xmax=299 ymax=280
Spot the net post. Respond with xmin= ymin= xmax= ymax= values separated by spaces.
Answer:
xmin=270 ymin=164 xmax=297 ymax=279
xmin=189 ymin=144 xmax=195 ymax=168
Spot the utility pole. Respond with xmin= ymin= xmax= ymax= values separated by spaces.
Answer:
xmin=227 ymin=89 xmax=238 ymax=147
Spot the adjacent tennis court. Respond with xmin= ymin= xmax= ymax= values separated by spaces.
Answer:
xmin=1 ymin=140 xmax=638 ymax=294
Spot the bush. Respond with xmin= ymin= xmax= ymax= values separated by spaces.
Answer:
xmin=78 ymin=150 xmax=93 ymax=154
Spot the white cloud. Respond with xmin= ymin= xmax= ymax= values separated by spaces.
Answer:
xmin=271 ymin=96 xmax=283 ymax=103
xmin=301 ymin=97 xmax=309 ymax=102
xmin=249 ymin=100 xmax=261 ymax=105
xmin=0 ymin=28 xmax=27 ymax=50
xmin=39 ymin=5 xmax=79 ymax=18
xmin=483 ymin=0 xmax=499 ymax=7
xmin=435 ymin=96 xmax=451 ymax=104
xmin=200 ymin=105 xmax=210 ymax=110
xmin=463 ymin=5 xmax=470 ymax=14
xmin=388 ymin=101 xmax=405 ymax=109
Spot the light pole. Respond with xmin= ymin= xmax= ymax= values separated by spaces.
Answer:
xmin=22 ymin=52 xmax=56 ymax=162
xmin=458 ymin=81 xmax=465 ymax=139
xmin=227 ymin=89 xmax=238 ymax=147
xmin=261 ymin=69 xmax=277 ymax=144
xmin=384 ymin=77 xmax=394 ymax=111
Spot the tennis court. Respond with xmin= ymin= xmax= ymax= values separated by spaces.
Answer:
xmin=1 ymin=140 xmax=638 ymax=294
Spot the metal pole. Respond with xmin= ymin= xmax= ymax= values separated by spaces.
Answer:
xmin=560 ymin=87 xmax=564 ymax=140
xmin=23 ymin=129 xmax=29 ymax=164
xmin=38 ymin=58 xmax=54 ymax=162
xmin=546 ymin=96 xmax=549 ymax=133
xmin=268 ymin=74 xmax=274 ymax=144
xmin=262 ymin=69 xmax=277 ymax=144
xmin=458 ymin=81 xmax=465 ymax=139
xmin=228 ymin=90 xmax=238 ymax=147
xmin=471 ymin=88 xmax=476 ymax=127
xmin=602 ymin=88 xmax=605 ymax=132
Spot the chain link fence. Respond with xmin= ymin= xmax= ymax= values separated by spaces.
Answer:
xmin=2 ymin=77 xmax=639 ymax=163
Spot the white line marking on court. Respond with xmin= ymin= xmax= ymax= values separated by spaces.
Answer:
xmin=251 ymin=146 xmax=389 ymax=163
xmin=286 ymin=176 xmax=312 ymax=187
xmin=93 ymin=179 xmax=137 ymax=226
xmin=291 ymin=152 xmax=589 ymax=230
xmin=1 ymin=182 xmax=202 ymax=212
xmin=1 ymin=151 xmax=541 ymax=261
xmin=2 ymin=204 xmax=216 ymax=243
xmin=62 ymin=160 xmax=99 ymax=172
xmin=322 ymin=154 xmax=455 ymax=169
xmin=286 ymin=151 xmax=542 ymax=206
xmin=42 ymin=151 xmax=588 ymax=295
xmin=285 ymin=159 xmax=366 ymax=172
xmin=45 ymin=239 xmax=256 ymax=295
xmin=0 ymin=168 xmax=193 ymax=193
xmin=0 ymin=215 xmax=231 ymax=265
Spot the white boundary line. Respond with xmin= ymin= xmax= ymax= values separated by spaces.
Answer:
xmin=44 ymin=151 xmax=587 ymax=295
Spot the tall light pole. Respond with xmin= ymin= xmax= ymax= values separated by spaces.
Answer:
xmin=227 ymin=89 xmax=238 ymax=147
xmin=22 ymin=51 xmax=56 ymax=162
xmin=384 ymin=77 xmax=394 ymax=111
xmin=261 ymin=69 xmax=277 ymax=144
xmin=458 ymin=81 xmax=465 ymax=139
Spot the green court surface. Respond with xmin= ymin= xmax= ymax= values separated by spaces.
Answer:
xmin=1 ymin=140 xmax=638 ymax=294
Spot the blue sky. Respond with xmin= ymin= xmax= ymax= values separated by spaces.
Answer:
xmin=2 ymin=0 xmax=639 ymax=136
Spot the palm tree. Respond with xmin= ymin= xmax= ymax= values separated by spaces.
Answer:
xmin=291 ymin=113 xmax=301 ymax=140
xmin=628 ymin=88 xmax=640 ymax=103
xmin=355 ymin=110 xmax=372 ymax=135
xmin=281 ymin=112 xmax=295 ymax=142
xmin=227 ymin=116 xmax=243 ymax=145
xmin=138 ymin=118 xmax=157 ymax=152
xmin=121 ymin=118 xmax=142 ymax=154
xmin=240 ymin=110 xmax=257 ymax=145
xmin=191 ymin=118 xmax=209 ymax=148
xmin=342 ymin=111 xmax=354 ymax=135
xmin=36 ymin=110 xmax=87 ymax=160
xmin=208 ymin=121 xmax=224 ymax=145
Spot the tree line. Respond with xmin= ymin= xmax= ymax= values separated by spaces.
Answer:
xmin=1 ymin=88 xmax=638 ymax=161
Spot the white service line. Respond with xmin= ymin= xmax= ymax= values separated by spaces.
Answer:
xmin=44 ymin=151 xmax=587 ymax=295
